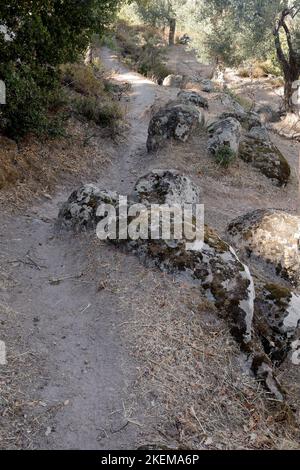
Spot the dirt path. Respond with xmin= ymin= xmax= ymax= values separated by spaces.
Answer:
xmin=1 ymin=46 xmax=299 ymax=451
xmin=0 ymin=48 xmax=158 ymax=449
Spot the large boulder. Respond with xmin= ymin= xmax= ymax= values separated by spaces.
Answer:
xmin=162 ymin=74 xmax=183 ymax=88
xmin=177 ymin=90 xmax=208 ymax=109
xmin=227 ymin=209 xmax=300 ymax=286
xmin=239 ymin=126 xmax=291 ymax=186
xmin=207 ymin=117 xmax=242 ymax=156
xmin=57 ymin=184 xmax=119 ymax=230
xmin=147 ymin=102 xmax=203 ymax=152
xmin=132 ymin=169 xmax=201 ymax=206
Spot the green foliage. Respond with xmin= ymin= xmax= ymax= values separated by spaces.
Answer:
xmin=136 ymin=0 xmax=175 ymax=28
xmin=215 ymin=146 xmax=236 ymax=167
xmin=115 ymin=20 xmax=172 ymax=82
xmin=74 ymin=95 xmax=123 ymax=128
xmin=0 ymin=0 xmax=121 ymax=139
xmin=199 ymin=0 xmax=300 ymax=67
xmin=0 ymin=62 xmax=66 ymax=139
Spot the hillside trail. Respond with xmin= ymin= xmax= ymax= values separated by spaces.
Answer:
xmin=1 ymin=45 xmax=299 ymax=450
xmin=0 ymin=48 xmax=159 ymax=449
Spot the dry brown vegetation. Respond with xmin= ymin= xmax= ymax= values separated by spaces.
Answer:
xmin=107 ymin=260 xmax=300 ymax=450
xmin=0 ymin=58 xmax=126 ymax=205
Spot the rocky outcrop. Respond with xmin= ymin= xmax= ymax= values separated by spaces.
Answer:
xmin=147 ymin=102 xmax=204 ymax=152
xmin=177 ymin=90 xmax=208 ymax=109
xmin=132 ymin=169 xmax=201 ymax=206
xmin=162 ymin=74 xmax=183 ymax=88
xmin=207 ymin=117 xmax=242 ymax=156
xmin=227 ymin=209 xmax=300 ymax=286
xmin=59 ymin=175 xmax=294 ymax=399
xmin=57 ymin=184 xmax=119 ymax=230
xmin=239 ymin=126 xmax=291 ymax=186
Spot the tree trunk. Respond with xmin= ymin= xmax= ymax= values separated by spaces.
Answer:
xmin=168 ymin=18 xmax=176 ymax=46
xmin=273 ymin=8 xmax=300 ymax=113
xmin=283 ymin=69 xmax=300 ymax=113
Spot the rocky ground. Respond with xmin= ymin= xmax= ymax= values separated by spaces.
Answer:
xmin=0 ymin=45 xmax=299 ymax=450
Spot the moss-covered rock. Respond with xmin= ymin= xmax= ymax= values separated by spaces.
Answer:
xmin=57 ymin=184 xmax=119 ymax=230
xmin=239 ymin=126 xmax=290 ymax=186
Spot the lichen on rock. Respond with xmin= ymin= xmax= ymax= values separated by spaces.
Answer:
xmin=207 ymin=117 xmax=242 ymax=156
xmin=147 ymin=101 xmax=204 ymax=152
xmin=57 ymin=184 xmax=119 ymax=230
xmin=132 ymin=169 xmax=202 ymax=206
xmin=177 ymin=90 xmax=208 ymax=109
xmin=239 ymin=126 xmax=291 ymax=186
xmin=254 ymin=283 xmax=300 ymax=366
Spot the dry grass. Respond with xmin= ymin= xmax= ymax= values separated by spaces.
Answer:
xmin=115 ymin=268 xmax=300 ymax=450
xmin=0 ymin=301 xmax=55 ymax=449
xmin=0 ymin=118 xmax=113 ymax=207
xmin=0 ymin=56 xmax=127 ymax=205
xmin=61 ymin=63 xmax=106 ymax=97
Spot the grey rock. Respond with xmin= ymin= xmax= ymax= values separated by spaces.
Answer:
xmin=162 ymin=74 xmax=183 ymax=88
xmin=256 ymin=105 xmax=281 ymax=124
xmin=147 ymin=101 xmax=204 ymax=152
xmin=207 ymin=117 xmax=242 ymax=155
xmin=219 ymin=110 xmax=261 ymax=130
xmin=177 ymin=90 xmax=208 ymax=109
xmin=57 ymin=184 xmax=119 ymax=230
xmin=239 ymin=127 xmax=291 ymax=186
xmin=132 ymin=169 xmax=201 ymax=206
xmin=199 ymin=79 xmax=214 ymax=93
xmin=254 ymin=283 xmax=300 ymax=366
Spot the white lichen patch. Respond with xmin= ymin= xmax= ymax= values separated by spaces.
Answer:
xmin=291 ymin=340 xmax=300 ymax=366
xmin=283 ymin=293 xmax=300 ymax=331
xmin=230 ymin=247 xmax=255 ymax=343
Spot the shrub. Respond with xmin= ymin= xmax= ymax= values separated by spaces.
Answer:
xmin=114 ymin=20 xmax=172 ymax=83
xmin=252 ymin=65 xmax=268 ymax=79
xmin=74 ymin=96 xmax=123 ymax=128
xmin=0 ymin=63 xmax=65 ymax=139
xmin=237 ymin=68 xmax=251 ymax=78
xmin=215 ymin=146 xmax=236 ymax=167
xmin=0 ymin=1 xmax=120 ymax=139
xmin=61 ymin=63 xmax=105 ymax=97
